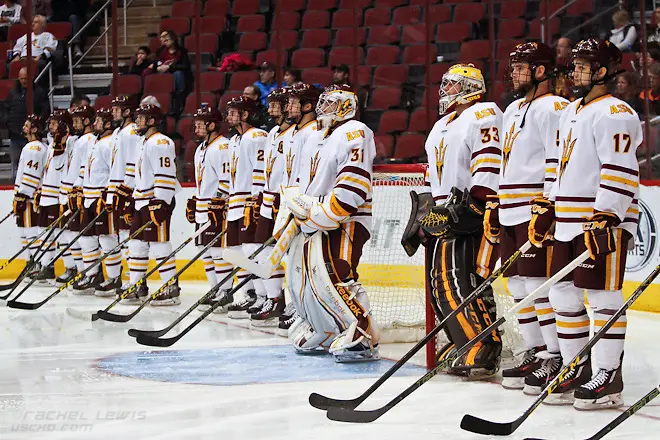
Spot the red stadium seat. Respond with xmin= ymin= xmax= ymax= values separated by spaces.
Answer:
xmin=302 ymin=29 xmax=331 ymax=48
xmin=144 ymin=74 xmax=174 ymax=95
xmin=199 ymin=16 xmax=227 ymax=34
xmin=335 ymin=28 xmax=367 ymax=46
xmin=171 ymin=1 xmax=195 ymax=17
xmin=498 ymin=19 xmax=526 ymax=39
xmin=237 ymin=15 xmax=265 ymax=32
xmin=529 ymin=18 xmax=560 ymax=39
xmin=0 ymin=42 xmax=11 ymax=61
xmin=8 ymin=59 xmax=37 ymax=79
xmin=368 ymin=26 xmax=399 ymax=45
xmin=339 ymin=0 xmax=371 ymax=8
xmin=497 ymin=40 xmax=523 ymax=61
xmin=402 ymin=24 xmax=430 ymax=45
xmin=328 ymin=47 xmax=364 ymax=66
xmin=178 ymin=117 xmax=195 ymax=144
xmin=302 ymin=67 xmax=333 ymax=86
xmin=116 ymin=74 xmax=142 ymax=96
xmin=364 ymin=8 xmax=391 ymax=27
xmin=459 ymin=40 xmax=491 ymax=61
xmin=301 ymin=10 xmax=330 ymax=29
xmin=355 ymin=66 xmax=372 ymax=87
xmin=370 ymin=87 xmax=401 ymax=110
xmin=198 ymin=71 xmax=226 ymax=92
xmin=0 ymin=79 xmax=14 ymax=100
xmin=272 ymin=11 xmax=300 ymax=29
xmin=93 ymin=95 xmax=113 ymax=110
xmin=436 ymin=22 xmax=471 ymax=42
xmin=378 ymin=110 xmax=408 ymax=134
xmin=392 ymin=6 xmax=422 ymax=25
xmin=422 ymin=85 xmax=440 ymax=109
xmin=501 ymin=0 xmax=526 ymax=19
xmin=269 ymin=30 xmax=299 ymax=49
xmin=185 ymin=34 xmax=219 ymax=53
xmin=375 ymin=0 xmax=407 ymax=7
xmin=403 ymin=45 xmax=436 ymax=65
xmin=159 ymin=17 xmax=190 ymax=35
xmin=204 ymin=0 xmax=229 ymax=17
xmin=279 ymin=0 xmax=305 ymax=11
xmin=408 ymin=108 xmax=436 ymax=133
xmin=238 ymin=32 xmax=267 ymax=51
xmin=232 ymin=0 xmax=259 ymax=15
xmin=544 ymin=0 xmax=566 ymax=16
xmin=394 ymin=133 xmax=426 ymax=159
xmin=496 ymin=62 xmax=508 ymax=81
xmin=255 ymin=50 xmax=287 ymax=66
xmin=443 ymin=0 xmax=474 ymax=3
xmin=622 ymin=52 xmax=636 ymax=71
xmin=7 ymin=24 xmax=29 ymax=42
xmin=308 ymin=0 xmax=337 ymax=10
xmin=373 ymin=65 xmax=407 ymax=86
xmin=332 ymin=10 xmax=363 ymax=28
xmin=567 ymin=0 xmax=594 ymax=16
xmin=375 ymin=134 xmax=394 ymax=159
xmin=425 ymin=4 xmax=451 ymax=24
xmin=47 ymin=22 xmax=71 ymax=40
xmin=183 ymin=93 xmax=216 ymax=115
xmin=366 ymin=46 xmax=400 ymax=66
xmin=429 ymin=62 xmax=451 ymax=83
xmin=409 ymin=0 xmax=442 ymax=4
xmin=218 ymin=91 xmax=241 ymax=111
xmin=454 ymin=3 xmax=486 ymax=23
xmin=227 ymin=71 xmax=258 ymax=91
xmin=291 ymin=48 xmax=324 ymax=68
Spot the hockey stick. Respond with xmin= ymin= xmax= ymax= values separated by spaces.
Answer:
xmin=0 ymin=211 xmax=12 ymax=226
xmin=127 ymin=236 xmax=276 ymax=338
xmin=8 ymin=220 xmax=154 ymax=310
xmin=0 ymin=209 xmax=77 ymax=297
xmin=525 ymin=385 xmax=660 ymax=440
xmin=309 ymin=240 xmax=534 ymax=411
xmin=90 ymin=222 xmax=212 ymax=321
xmin=135 ymin=273 xmax=257 ymax=347
xmin=460 ymin=261 xmax=660 ymax=436
xmin=6 ymin=209 xmax=106 ymax=308
xmin=326 ymin=250 xmax=590 ymax=424
xmin=222 ymin=216 xmax=296 ymax=279
xmin=96 ymin=228 xmax=226 ymax=322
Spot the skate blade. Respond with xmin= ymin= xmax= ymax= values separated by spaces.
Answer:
xmin=276 ymin=328 xmax=289 ymax=337
xmin=501 ymin=377 xmax=525 ymax=390
xmin=544 ymin=392 xmax=576 ymax=406
xmin=334 ymin=351 xmax=381 ymax=363
xmin=522 ymin=385 xmax=543 ymax=396
xmin=71 ymin=289 xmax=96 ymax=296
xmin=250 ymin=319 xmax=278 ymax=327
xmin=211 ymin=307 xmax=228 ymax=315
xmin=574 ymin=393 xmax=624 ymax=411
xmin=197 ymin=304 xmax=213 ymax=311
xmin=94 ymin=291 xmax=116 ymax=298
xmin=227 ymin=311 xmax=250 ymax=319
xmin=121 ymin=298 xmax=146 ymax=305
xmin=150 ymin=298 xmax=181 ymax=307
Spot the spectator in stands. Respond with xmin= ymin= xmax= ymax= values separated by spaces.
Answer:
xmin=639 ymin=63 xmax=660 ymax=115
xmin=332 ymin=64 xmax=350 ymax=85
xmin=144 ymin=30 xmax=191 ymax=116
xmin=647 ymin=7 xmax=660 ymax=47
xmin=128 ymin=46 xmax=150 ymax=76
xmin=254 ymin=61 xmax=277 ymax=107
xmin=556 ymin=37 xmax=572 ymax=66
xmin=242 ymin=85 xmax=260 ymax=102
xmin=0 ymin=0 xmax=22 ymax=42
xmin=33 ymin=0 xmax=52 ymax=18
xmin=9 ymin=15 xmax=57 ymax=74
xmin=608 ymin=9 xmax=638 ymax=52
xmin=1 ymin=66 xmax=49 ymax=179
xmin=70 ymin=91 xmax=89 ymax=109
xmin=283 ymin=67 xmax=301 ymax=86
xmin=615 ymin=72 xmax=644 ymax=115
xmin=50 ymin=0 xmax=88 ymax=59
xmin=243 ymin=84 xmax=267 ymax=129
xmin=635 ymin=47 xmax=660 ymax=71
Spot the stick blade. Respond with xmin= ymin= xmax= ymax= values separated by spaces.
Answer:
xmin=96 ymin=310 xmax=134 ymax=322
xmin=6 ymin=299 xmax=42 ymax=310
xmin=308 ymin=393 xmax=360 ymax=411
xmin=326 ymin=406 xmax=385 ymax=424
xmin=135 ymin=334 xmax=179 ymax=347
xmin=128 ymin=328 xmax=167 ymax=338
xmin=222 ymin=248 xmax=273 ymax=279
xmin=460 ymin=414 xmax=518 ymax=436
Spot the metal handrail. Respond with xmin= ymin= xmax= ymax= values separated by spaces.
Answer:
xmin=67 ymin=0 xmax=112 ymax=49
xmin=34 ymin=60 xmax=54 ymax=111
xmin=560 ymin=4 xmax=621 ymax=39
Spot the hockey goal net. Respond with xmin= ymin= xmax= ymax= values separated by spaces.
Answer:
xmin=364 ymin=164 xmax=523 ymax=369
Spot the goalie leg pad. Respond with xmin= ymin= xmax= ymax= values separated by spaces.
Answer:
xmin=284 ymin=234 xmax=307 ymax=321
xmin=291 ymin=318 xmax=330 ymax=354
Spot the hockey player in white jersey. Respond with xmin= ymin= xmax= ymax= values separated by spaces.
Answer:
xmin=73 ymin=108 xmax=122 ymax=294
xmin=187 ymin=105 xmax=233 ymax=311
xmin=529 ymin=39 xmax=642 ymax=409
xmin=403 ymin=64 xmax=503 ymax=378
xmin=123 ymin=104 xmax=180 ymax=305
xmin=486 ymin=42 xmax=569 ymax=393
xmin=13 ymin=115 xmax=47 ymax=266
xmin=284 ymin=84 xmax=380 ymax=362
xmin=223 ymin=96 xmax=268 ymax=318
xmin=58 ymin=105 xmax=95 ymax=285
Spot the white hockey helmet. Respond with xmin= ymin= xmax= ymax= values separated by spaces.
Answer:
xmin=438 ymin=63 xmax=486 ymax=115
xmin=316 ymin=84 xmax=358 ymax=129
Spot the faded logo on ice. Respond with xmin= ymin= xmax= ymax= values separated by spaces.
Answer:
xmin=627 ymin=200 xmax=656 ymax=272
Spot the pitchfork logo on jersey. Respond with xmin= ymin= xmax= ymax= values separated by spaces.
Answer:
xmin=196 ymin=163 xmax=204 ymax=189
xmin=285 ymin=148 xmax=294 ymax=182
xmin=559 ymin=128 xmax=577 ymax=181
xmin=230 ymin=152 xmax=238 ymax=186
xmin=111 ymin=146 xmax=118 ymax=168
xmin=87 ymin=155 xmax=95 ymax=175
xmin=502 ymin=123 xmax=520 ymax=176
xmin=434 ymin=138 xmax=448 ymax=182
xmin=265 ymin=151 xmax=276 ymax=184
xmin=309 ymin=151 xmax=321 ymax=184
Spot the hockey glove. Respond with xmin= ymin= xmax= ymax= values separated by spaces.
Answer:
xmin=148 ymin=199 xmax=169 ymax=226
xmin=95 ymin=197 xmax=106 ymax=216
xmin=243 ymin=195 xmax=261 ymax=228
xmin=483 ymin=195 xmax=501 ymax=244
xmin=186 ymin=196 xmax=196 ymax=224
xmin=68 ymin=187 xmax=83 ymax=212
xmin=123 ymin=198 xmax=135 ymax=225
xmin=105 ymin=191 xmax=115 ymax=214
xmin=12 ymin=193 xmax=29 ymax=215
xmin=528 ymin=197 xmax=555 ymax=248
xmin=32 ymin=189 xmax=41 ymax=213
xmin=208 ymin=198 xmax=226 ymax=226
xmin=115 ymin=183 xmax=133 ymax=207
xmin=583 ymin=211 xmax=620 ymax=260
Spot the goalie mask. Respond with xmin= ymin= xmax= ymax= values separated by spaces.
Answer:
xmin=71 ymin=105 xmax=95 ymax=136
xmin=570 ymin=38 xmax=623 ymax=98
xmin=111 ymin=95 xmax=136 ymax=129
xmin=48 ymin=109 xmax=72 ymax=139
xmin=134 ymin=104 xmax=163 ymax=136
xmin=508 ymin=42 xmax=556 ymax=95
xmin=316 ymin=84 xmax=358 ymax=129
xmin=438 ymin=64 xmax=486 ymax=115
xmin=193 ymin=103 xmax=222 ymax=141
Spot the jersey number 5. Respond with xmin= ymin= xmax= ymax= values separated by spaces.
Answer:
xmin=480 ymin=127 xmax=500 ymax=143
xmin=613 ymin=133 xmax=631 ymax=153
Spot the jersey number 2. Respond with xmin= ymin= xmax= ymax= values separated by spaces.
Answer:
xmin=613 ymin=133 xmax=631 ymax=153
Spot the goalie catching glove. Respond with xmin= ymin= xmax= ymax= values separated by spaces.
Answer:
xmin=419 ymin=187 xmax=485 ymax=240
xmin=483 ymin=195 xmax=500 ymax=244
xmin=583 ymin=211 xmax=619 ymax=260
xmin=401 ymin=191 xmax=435 ymax=257
xmin=528 ymin=197 xmax=554 ymax=248
xmin=12 ymin=193 xmax=29 ymax=215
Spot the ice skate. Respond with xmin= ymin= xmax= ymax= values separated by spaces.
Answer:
xmin=330 ymin=321 xmax=380 ymax=363
xmin=94 ymin=275 xmax=122 ymax=297
xmin=501 ymin=347 xmax=545 ymax=390
xmin=227 ymin=290 xmax=257 ymax=319
xmin=278 ymin=302 xmax=298 ymax=337
xmin=33 ymin=264 xmax=56 ymax=286
xmin=151 ymin=281 xmax=181 ymax=306
xmin=523 ymin=352 xmax=562 ymax=396
xmin=544 ymin=359 xmax=592 ymax=406
xmin=72 ymin=271 xmax=103 ymax=295
xmin=120 ymin=283 xmax=149 ymax=304
xmin=55 ymin=267 xmax=78 ymax=287
xmin=574 ymin=367 xmax=624 ymax=410
xmin=250 ymin=297 xmax=284 ymax=327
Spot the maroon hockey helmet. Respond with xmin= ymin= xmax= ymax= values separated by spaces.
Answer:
xmin=94 ymin=107 xmax=114 ymax=132
xmin=111 ymin=95 xmax=136 ymax=111
xmin=225 ymin=95 xmax=260 ymax=114
xmin=267 ymin=87 xmax=290 ymax=105
xmin=25 ymin=114 xmax=46 ymax=136
xmin=507 ymin=41 xmax=557 ymax=92
xmin=289 ymin=82 xmax=322 ymax=106
xmin=71 ymin=105 xmax=95 ymax=120
xmin=49 ymin=109 xmax=73 ymax=137
xmin=193 ymin=104 xmax=223 ymax=127
xmin=135 ymin=103 xmax=163 ymax=123
xmin=571 ymin=38 xmax=622 ymax=76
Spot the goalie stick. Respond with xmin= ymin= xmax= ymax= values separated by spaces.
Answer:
xmin=309 ymin=240 xmax=533 ymax=411
xmin=325 ymin=250 xmax=590 ymax=424
xmin=96 ymin=228 xmax=226 ymax=322
xmin=525 ymin=385 xmax=660 ymax=440
xmin=6 ymin=209 xmax=106 ymax=308
xmin=126 ymin=236 xmax=276 ymax=338
xmin=89 ymin=222 xmax=212 ymax=321
xmin=460 ymin=262 xmax=660 ymax=437
xmin=222 ymin=216 xmax=296 ymax=279
xmin=8 ymin=220 xmax=153 ymax=310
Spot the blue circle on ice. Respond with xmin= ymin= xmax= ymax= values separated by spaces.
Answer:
xmin=96 ymin=345 xmax=427 ymax=386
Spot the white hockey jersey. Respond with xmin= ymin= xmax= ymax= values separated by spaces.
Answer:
xmin=498 ymin=94 xmax=569 ymax=226
xmin=424 ymin=102 xmax=503 ymax=204
xmin=83 ymin=134 xmax=114 ymax=208
xmin=134 ymin=132 xmax=178 ymax=210
xmin=60 ymin=133 xmax=95 ymax=205
xmin=227 ymin=127 xmax=268 ymax=222
xmin=40 ymin=136 xmax=77 ymax=207
xmin=106 ymin=123 xmax=140 ymax=206
xmin=15 ymin=140 xmax=47 ymax=198
xmin=194 ymin=134 xmax=230 ymax=224
xmin=57 ymin=135 xmax=80 ymax=204
xmin=297 ymin=120 xmax=376 ymax=233
xmin=261 ymin=124 xmax=294 ymax=219
xmin=549 ymin=94 xmax=643 ymax=241
xmin=282 ymin=119 xmax=317 ymax=189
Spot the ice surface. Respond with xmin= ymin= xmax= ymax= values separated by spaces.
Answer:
xmin=0 ymin=282 xmax=659 ymax=439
